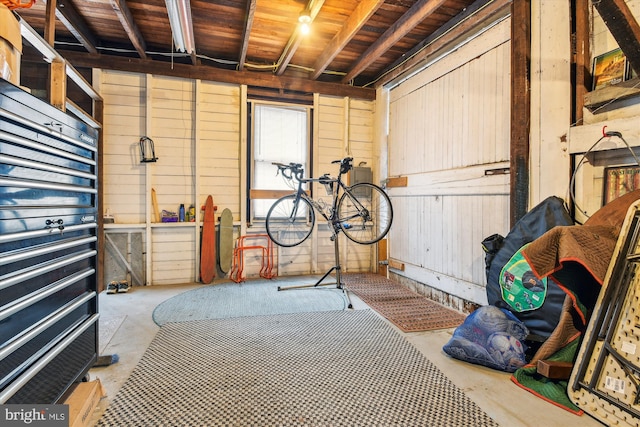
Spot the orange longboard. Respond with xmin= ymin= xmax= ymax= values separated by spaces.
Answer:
xmin=200 ymin=195 xmax=217 ymax=284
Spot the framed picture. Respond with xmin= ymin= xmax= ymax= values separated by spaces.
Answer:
xmin=603 ymin=165 xmax=640 ymax=205
xmin=592 ymin=48 xmax=627 ymax=90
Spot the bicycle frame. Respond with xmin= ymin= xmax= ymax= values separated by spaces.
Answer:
xmin=268 ymin=156 xmax=391 ymax=248
xmin=291 ymin=166 xmax=356 ymax=235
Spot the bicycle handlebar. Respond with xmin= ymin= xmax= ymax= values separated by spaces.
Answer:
xmin=336 ymin=157 xmax=353 ymax=175
xmin=272 ymin=162 xmax=304 ymax=181
xmin=272 ymin=156 xmax=354 ymax=182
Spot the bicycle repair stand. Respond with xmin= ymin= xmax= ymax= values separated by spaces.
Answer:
xmin=277 ymin=229 xmax=353 ymax=309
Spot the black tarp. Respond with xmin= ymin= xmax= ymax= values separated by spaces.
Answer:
xmin=483 ymin=196 xmax=574 ymax=339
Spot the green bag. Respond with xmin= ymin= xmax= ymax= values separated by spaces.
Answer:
xmin=499 ymin=245 xmax=547 ymax=312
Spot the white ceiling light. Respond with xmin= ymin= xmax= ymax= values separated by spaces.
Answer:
xmin=165 ymin=0 xmax=195 ymax=54
xmin=298 ymin=9 xmax=311 ymax=35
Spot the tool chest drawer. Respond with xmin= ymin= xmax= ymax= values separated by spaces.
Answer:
xmin=0 ymin=80 xmax=99 ymax=404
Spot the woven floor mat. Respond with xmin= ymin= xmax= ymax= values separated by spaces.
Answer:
xmin=342 ymin=273 xmax=467 ymax=332
xmin=152 ymin=279 xmax=346 ymax=326
xmin=97 ymin=310 xmax=499 ymax=427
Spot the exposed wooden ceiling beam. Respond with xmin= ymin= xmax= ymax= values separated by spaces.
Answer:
xmin=247 ymin=86 xmax=313 ymax=104
xmin=592 ymin=0 xmax=640 ymax=75
xmin=109 ymin=0 xmax=147 ymax=59
xmin=375 ymin=0 xmax=510 ymax=88
xmin=341 ymin=0 xmax=447 ymax=84
xmin=42 ymin=0 xmax=98 ymax=54
xmin=275 ymin=0 xmax=325 ymax=76
xmin=58 ymin=50 xmax=376 ymax=100
xmin=238 ymin=0 xmax=257 ymax=71
xmin=43 ymin=0 xmax=56 ymax=45
xmin=311 ymin=0 xmax=384 ymax=80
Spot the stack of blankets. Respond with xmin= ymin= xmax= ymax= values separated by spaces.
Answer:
xmin=444 ymin=189 xmax=640 ymax=414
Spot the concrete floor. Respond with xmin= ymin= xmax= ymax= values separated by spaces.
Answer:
xmin=89 ymin=277 xmax=604 ymax=426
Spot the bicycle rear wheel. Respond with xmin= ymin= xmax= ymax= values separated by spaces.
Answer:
xmin=337 ymin=183 xmax=393 ymax=245
xmin=265 ymin=194 xmax=315 ymax=247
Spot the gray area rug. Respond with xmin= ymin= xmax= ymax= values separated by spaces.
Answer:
xmin=152 ymin=279 xmax=347 ymax=325
xmin=98 ymin=310 xmax=499 ymax=426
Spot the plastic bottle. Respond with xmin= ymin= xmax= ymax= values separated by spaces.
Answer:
xmin=179 ymin=204 xmax=185 ymax=222
xmin=188 ymin=205 xmax=195 ymax=222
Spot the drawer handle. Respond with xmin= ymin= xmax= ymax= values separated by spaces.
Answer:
xmin=44 ymin=121 xmax=63 ymax=132
xmin=45 ymin=219 xmax=65 ymax=234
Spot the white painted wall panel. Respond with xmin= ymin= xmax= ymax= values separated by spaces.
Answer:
xmin=151 ymin=227 xmax=196 ymax=285
xmin=344 ymin=238 xmax=374 ymax=272
xmin=314 ymin=95 xmax=377 ymax=276
xmin=100 ymin=70 xmax=146 ymax=224
xmin=150 ymin=76 xmax=195 ymax=219
xmin=100 ymin=71 xmax=243 ymax=284
xmin=198 ymin=81 xmax=241 ymax=216
xmin=275 ymin=241 xmax=314 ymax=276
xmin=387 ymin=18 xmax=511 ymax=305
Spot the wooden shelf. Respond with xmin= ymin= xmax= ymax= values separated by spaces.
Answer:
xmin=104 ymin=222 xmax=203 ymax=229
xmin=584 ymin=77 xmax=640 ymax=111
xmin=104 ymin=223 xmax=146 ymax=230
xmin=149 ymin=222 xmax=199 ymax=228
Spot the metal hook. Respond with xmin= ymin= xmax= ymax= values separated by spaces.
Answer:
xmin=139 ymin=136 xmax=158 ymax=163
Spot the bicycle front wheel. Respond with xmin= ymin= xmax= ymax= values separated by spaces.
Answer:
xmin=265 ymin=194 xmax=315 ymax=247
xmin=337 ymin=183 xmax=393 ymax=245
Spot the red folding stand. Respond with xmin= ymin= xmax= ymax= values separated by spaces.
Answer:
xmin=229 ymin=234 xmax=276 ymax=283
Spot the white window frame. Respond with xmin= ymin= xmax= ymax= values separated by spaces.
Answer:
xmin=250 ymin=101 xmax=311 ymax=219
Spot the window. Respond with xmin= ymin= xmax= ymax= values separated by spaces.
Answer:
xmin=251 ymin=102 xmax=310 ymax=218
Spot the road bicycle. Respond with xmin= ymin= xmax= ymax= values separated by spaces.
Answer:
xmin=265 ymin=157 xmax=393 ymax=247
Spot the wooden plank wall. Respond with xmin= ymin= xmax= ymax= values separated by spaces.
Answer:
xmin=100 ymin=72 xmax=146 ymax=223
xmin=198 ymin=81 xmax=241 ymax=213
xmin=100 ymin=71 xmax=242 ymax=285
xmin=386 ymin=19 xmax=511 ymax=305
xmin=149 ymin=76 xmax=196 ymax=284
xmin=315 ymin=95 xmax=376 ymax=275
xmin=99 ymin=70 xmax=375 ymax=284
xmin=343 ymin=98 xmax=376 ymax=271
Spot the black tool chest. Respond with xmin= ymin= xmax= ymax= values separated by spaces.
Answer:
xmin=0 ymin=79 xmax=99 ymax=404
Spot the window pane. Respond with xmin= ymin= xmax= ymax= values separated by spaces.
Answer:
xmin=252 ymin=104 xmax=308 ymax=217
xmin=253 ymin=105 xmax=307 ymax=189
